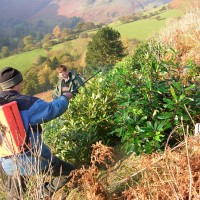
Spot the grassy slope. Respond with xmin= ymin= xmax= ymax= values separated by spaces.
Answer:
xmin=0 ymin=49 xmax=47 ymax=73
xmin=0 ymin=39 xmax=88 ymax=73
xmin=0 ymin=6 xmax=183 ymax=73
xmin=112 ymin=9 xmax=183 ymax=40
xmin=65 ymin=138 xmax=200 ymax=199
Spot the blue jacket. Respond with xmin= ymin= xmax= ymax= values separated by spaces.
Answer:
xmin=0 ymin=90 xmax=69 ymax=175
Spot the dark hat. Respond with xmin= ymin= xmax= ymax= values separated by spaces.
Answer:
xmin=0 ymin=67 xmax=23 ymax=90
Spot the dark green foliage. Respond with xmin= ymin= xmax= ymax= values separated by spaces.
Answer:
xmin=45 ymin=77 xmax=118 ymax=165
xmin=75 ymin=22 xmax=97 ymax=32
xmin=48 ymin=57 xmax=59 ymax=70
xmin=85 ymin=26 xmax=126 ymax=73
xmin=33 ymin=55 xmax=47 ymax=66
xmin=109 ymin=41 xmax=199 ymax=154
xmin=0 ymin=16 xmax=82 ymax=52
xmin=45 ymin=40 xmax=200 ymax=165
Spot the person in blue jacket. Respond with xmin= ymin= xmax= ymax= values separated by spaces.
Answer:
xmin=0 ymin=67 xmax=75 ymax=199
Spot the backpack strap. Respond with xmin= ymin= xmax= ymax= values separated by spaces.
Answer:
xmin=0 ymin=94 xmax=19 ymax=105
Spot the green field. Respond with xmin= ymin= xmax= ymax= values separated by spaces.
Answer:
xmin=0 ymin=38 xmax=87 ymax=73
xmin=0 ymin=49 xmax=47 ymax=73
xmin=0 ymin=7 xmax=183 ymax=73
xmin=112 ymin=9 xmax=183 ymax=40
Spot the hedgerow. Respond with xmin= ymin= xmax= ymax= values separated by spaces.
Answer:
xmin=45 ymin=40 xmax=200 ymax=165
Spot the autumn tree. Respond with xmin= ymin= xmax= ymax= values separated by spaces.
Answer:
xmin=23 ymin=35 xmax=34 ymax=51
xmin=49 ymin=70 xmax=58 ymax=86
xmin=42 ymin=33 xmax=52 ymax=43
xmin=23 ymin=35 xmax=33 ymax=45
xmin=37 ymin=64 xmax=53 ymax=91
xmin=1 ymin=46 xmax=9 ymax=58
xmin=53 ymin=25 xmax=61 ymax=39
xmin=119 ymin=16 xmax=129 ymax=23
xmin=61 ymin=28 xmax=71 ymax=41
xmin=23 ymin=67 xmax=40 ymax=95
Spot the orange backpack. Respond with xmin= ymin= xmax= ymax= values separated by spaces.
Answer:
xmin=0 ymin=101 xmax=26 ymax=157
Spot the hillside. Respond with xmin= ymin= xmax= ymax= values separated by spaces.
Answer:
xmin=0 ymin=1 xmax=199 ymax=199
xmin=0 ymin=0 xmax=172 ymax=24
xmin=0 ymin=49 xmax=47 ymax=73
xmin=54 ymin=0 xmax=172 ymax=23
xmin=64 ymin=138 xmax=200 ymax=199
xmin=0 ymin=5 xmax=183 ymax=73
xmin=112 ymin=8 xmax=182 ymax=40
xmin=169 ymin=0 xmax=187 ymax=8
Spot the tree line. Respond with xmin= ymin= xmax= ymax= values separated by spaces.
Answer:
xmin=0 ymin=20 xmax=104 ymax=58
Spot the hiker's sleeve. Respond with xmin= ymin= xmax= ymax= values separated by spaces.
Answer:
xmin=74 ymin=76 xmax=84 ymax=90
xmin=28 ymin=95 xmax=69 ymax=125
xmin=78 ymin=76 xmax=85 ymax=87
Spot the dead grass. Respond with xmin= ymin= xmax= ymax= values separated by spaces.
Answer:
xmin=34 ymin=90 xmax=53 ymax=102
xmin=158 ymin=0 xmax=200 ymax=66
xmin=1 ymin=132 xmax=200 ymax=200
xmin=119 ymin=136 xmax=200 ymax=199
xmin=67 ymin=141 xmax=114 ymax=200
xmin=60 ymin=135 xmax=200 ymax=200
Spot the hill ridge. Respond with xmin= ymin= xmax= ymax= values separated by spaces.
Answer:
xmin=0 ymin=0 xmax=172 ymax=23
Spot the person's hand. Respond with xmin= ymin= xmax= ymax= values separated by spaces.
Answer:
xmin=62 ymin=86 xmax=69 ymax=92
xmin=62 ymin=92 xmax=73 ymax=100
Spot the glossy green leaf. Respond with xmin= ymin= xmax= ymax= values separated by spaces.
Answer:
xmin=146 ymin=79 xmax=151 ymax=89
xmin=172 ymin=82 xmax=181 ymax=91
xmin=185 ymin=84 xmax=196 ymax=91
xmin=157 ymin=112 xmax=173 ymax=119
xmin=163 ymin=98 xmax=175 ymax=105
xmin=170 ymin=86 xmax=177 ymax=102
xmin=179 ymin=94 xmax=185 ymax=101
